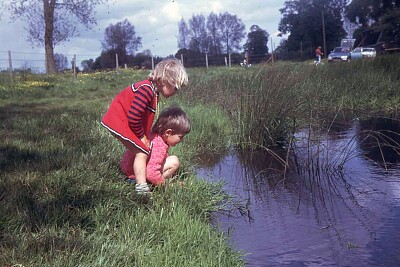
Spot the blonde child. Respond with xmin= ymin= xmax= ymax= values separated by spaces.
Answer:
xmin=101 ymin=59 xmax=188 ymax=194
xmin=120 ymin=106 xmax=191 ymax=186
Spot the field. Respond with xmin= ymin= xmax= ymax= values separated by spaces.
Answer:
xmin=1 ymin=55 xmax=399 ymax=266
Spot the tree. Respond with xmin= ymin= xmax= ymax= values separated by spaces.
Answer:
xmin=346 ymin=0 xmax=400 ymax=26
xmin=54 ymin=53 xmax=68 ymax=72
xmin=6 ymin=0 xmax=107 ymax=74
xmin=177 ymin=18 xmax=191 ymax=49
xmin=278 ymin=0 xmax=347 ymax=60
xmin=345 ymin=0 xmax=400 ymax=47
xmin=188 ymin=14 xmax=210 ymax=53
xmin=93 ymin=50 xmax=115 ymax=70
xmin=177 ymin=12 xmax=245 ymax=55
xmin=217 ymin=12 xmax=246 ymax=54
xmin=102 ymin=19 xmax=142 ymax=65
xmin=206 ymin=12 xmax=222 ymax=55
xmin=81 ymin=59 xmax=94 ymax=72
xmin=244 ymin=25 xmax=269 ymax=63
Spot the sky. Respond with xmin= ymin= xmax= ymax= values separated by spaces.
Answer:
xmin=0 ymin=0 xmax=287 ymax=71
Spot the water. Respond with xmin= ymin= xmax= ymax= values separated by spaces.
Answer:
xmin=197 ymin=117 xmax=400 ymax=267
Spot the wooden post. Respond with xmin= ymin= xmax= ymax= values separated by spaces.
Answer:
xmin=151 ymin=56 xmax=154 ymax=70
xmin=205 ymin=53 xmax=209 ymax=69
xmin=229 ymin=53 xmax=231 ymax=68
xmin=322 ymin=10 xmax=327 ymax=57
xmin=180 ymin=54 xmax=184 ymax=66
xmin=115 ymin=54 xmax=119 ymax=70
xmin=224 ymin=57 xmax=227 ymax=67
xmin=73 ymin=54 xmax=77 ymax=77
xmin=8 ymin=50 xmax=13 ymax=80
xmin=271 ymin=38 xmax=274 ymax=64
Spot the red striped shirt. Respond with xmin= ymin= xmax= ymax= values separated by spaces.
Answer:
xmin=128 ymin=81 xmax=156 ymax=138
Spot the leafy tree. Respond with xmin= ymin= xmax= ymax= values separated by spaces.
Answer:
xmin=346 ymin=0 xmax=400 ymax=26
xmin=81 ymin=59 xmax=94 ymax=72
xmin=278 ymin=0 xmax=347 ymax=59
xmin=177 ymin=12 xmax=245 ymax=55
xmin=217 ymin=12 xmax=246 ymax=54
xmin=345 ymin=0 xmax=400 ymax=47
xmin=188 ymin=14 xmax=210 ymax=53
xmin=54 ymin=53 xmax=68 ymax=72
xmin=206 ymin=12 xmax=222 ymax=55
xmin=102 ymin=19 xmax=142 ymax=65
xmin=5 ymin=0 xmax=107 ymax=74
xmin=93 ymin=50 xmax=115 ymax=70
xmin=244 ymin=25 xmax=269 ymax=63
xmin=178 ymin=18 xmax=191 ymax=49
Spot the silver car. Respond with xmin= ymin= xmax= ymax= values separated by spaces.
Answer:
xmin=327 ymin=47 xmax=351 ymax=62
xmin=351 ymin=47 xmax=377 ymax=60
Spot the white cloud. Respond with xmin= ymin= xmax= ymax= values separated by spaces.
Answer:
xmin=162 ymin=1 xmax=181 ymax=21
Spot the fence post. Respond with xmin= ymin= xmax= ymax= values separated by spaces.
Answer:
xmin=8 ymin=50 xmax=13 ymax=80
xmin=115 ymin=54 xmax=119 ymax=70
xmin=73 ymin=54 xmax=77 ymax=77
xmin=151 ymin=56 xmax=154 ymax=70
xmin=205 ymin=53 xmax=209 ymax=69
xmin=229 ymin=53 xmax=231 ymax=68
xmin=224 ymin=57 xmax=227 ymax=67
xmin=271 ymin=38 xmax=275 ymax=64
xmin=180 ymin=54 xmax=184 ymax=66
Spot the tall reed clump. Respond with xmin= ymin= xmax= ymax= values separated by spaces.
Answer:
xmin=187 ymin=65 xmax=307 ymax=149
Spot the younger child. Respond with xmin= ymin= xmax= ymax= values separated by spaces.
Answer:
xmin=120 ymin=106 xmax=191 ymax=186
xmin=101 ymin=59 xmax=188 ymax=194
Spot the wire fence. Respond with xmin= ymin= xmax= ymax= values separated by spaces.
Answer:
xmin=0 ymin=50 xmax=101 ymax=74
xmin=0 ymin=49 xmax=273 ymax=76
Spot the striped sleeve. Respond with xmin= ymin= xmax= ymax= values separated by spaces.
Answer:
xmin=127 ymin=85 xmax=154 ymax=138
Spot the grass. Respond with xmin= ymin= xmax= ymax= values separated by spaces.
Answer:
xmin=185 ymin=55 xmax=400 ymax=148
xmin=0 ymin=69 xmax=243 ymax=266
xmin=1 ymin=55 xmax=399 ymax=265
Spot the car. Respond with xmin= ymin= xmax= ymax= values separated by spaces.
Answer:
xmin=350 ymin=47 xmax=377 ymax=60
xmin=327 ymin=47 xmax=352 ymax=62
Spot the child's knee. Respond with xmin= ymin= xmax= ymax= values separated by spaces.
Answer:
xmin=169 ymin=155 xmax=180 ymax=169
xmin=164 ymin=155 xmax=179 ymax=172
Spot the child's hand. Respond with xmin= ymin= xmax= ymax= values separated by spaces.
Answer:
xmin=141 ymin=136 xmax=150 ymax=148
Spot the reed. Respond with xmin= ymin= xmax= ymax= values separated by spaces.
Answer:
xmin=186 ymin=55 xmax=400 ymax=148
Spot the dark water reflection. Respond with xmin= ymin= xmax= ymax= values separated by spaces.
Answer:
xmin=197 ymin=117 xmax=400 ymax=267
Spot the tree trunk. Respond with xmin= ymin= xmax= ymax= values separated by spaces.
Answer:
xmin=44 ymin=0 xmax=56 ymax=73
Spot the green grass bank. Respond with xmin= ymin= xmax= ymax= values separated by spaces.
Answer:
xmin=0 ymin=70 xmax=242 ymax=266
xmin=1 ymin=55 xmax=399 ymax=266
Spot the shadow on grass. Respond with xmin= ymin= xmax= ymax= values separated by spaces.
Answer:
xmin=0 ymin=145 xmax=66 ymax=172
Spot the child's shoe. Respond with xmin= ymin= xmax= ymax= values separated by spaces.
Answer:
xmin=135 ymin=183 xmax=150 ymax=195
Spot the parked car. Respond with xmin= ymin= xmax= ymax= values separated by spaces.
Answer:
xmin=350 ymin=47 xmax=377 ymax=60
xmin=327 ymin=47 xmax=351 ymax=62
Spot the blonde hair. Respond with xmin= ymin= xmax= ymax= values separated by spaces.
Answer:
xmin=152 ymin=106 xmax=191 ymax=135
xmin=149 ymin=58 xmax=188 ymax=90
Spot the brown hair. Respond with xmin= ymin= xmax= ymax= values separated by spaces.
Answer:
xmin=151 ymin=106 xmax=191 ymax=135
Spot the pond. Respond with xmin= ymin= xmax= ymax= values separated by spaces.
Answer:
xmin=197 ymin=116 xmax=400 ymax=267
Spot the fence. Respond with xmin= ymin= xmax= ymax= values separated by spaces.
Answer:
xmin=0 ymin=50 xmax=100 ymax=74
xmin=0 ymin=49 xmax=273 ymax=77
